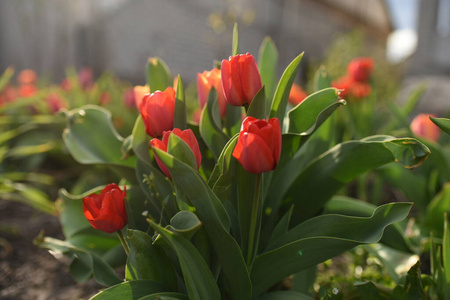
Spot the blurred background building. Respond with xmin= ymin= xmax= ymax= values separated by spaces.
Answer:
xmin=0 ymin=0 xmax=393 ymax=83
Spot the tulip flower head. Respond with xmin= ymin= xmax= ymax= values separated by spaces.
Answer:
xmin=83 ymin=184 xmax=128 ymax=233
xmin=233 ymin=116 xmax=282 ymax=174
xmin=150 ymin=128 xmax=202 ymax=178
xmin=197 ymin=68 xmax=227 ymax=118
xmin=410 ymin=114 xmax=441 ymax=142
xmin=288 ymin=83 xmax=308 ymax=106
xmin=139 ymin=87 xmax=175 ymax=138
xmin=347 ymin=57 xmax=374 ymax=83
xmin=221 ymin=53 xmax=262 ymax=107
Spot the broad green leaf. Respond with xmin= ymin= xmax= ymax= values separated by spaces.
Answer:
xmin=138 ymin=293 xmax=189 ymax=300
xmin=174 ymin=75 xmax=187 ymax=129
xmin=232 ymin=23 xmax=239 ymax=56
xmin=354 ymin=282 xmax=382 ymax=300
xmin=199 ymin=88 xmax=228 ymax=160
xmin=35 ymin=236 xmax=121 ymax=286
xmin=270 ymin=52 xmax=304 ymax=126
xmin=169 ymin=211 xmax=202 ymax=237
xmin=3 ymin=142 xmax=55 ymax=158
xmin=313 ymin=66 xmax=331 ymax=91
xmin=287 ymin=88 xmax=342 ymax=134
xmin=90 ymin=280 xmax=168 ymax=300
xmin=258 ymin=37 xmax=278 ymax=109
xmin=402 ymin=84 xmax=426 ymax=116
xmin=251 ymin=202 xmax=412 ymax=295
xmin=153 ymin=148 xmax=251 ymax=300
xmin=0 ymin=123 xmax=36 ymax=144
xmin=444 ymin=215 xmax=450 ymax=287
xmin=431 ymin=117 xmax=450 ymax=137
xmin=390 ymin=261 xmax=427 ymax=300
xmin=148 ymin=219 xmax=221 ymax=300
xmin=167 ymin=134 xmax=198 ymax=171
xmin=279 ymin=136 xmax=429 ymax=223
xmin=146 ymin=57 xmax=171 ymax=92
xmin=247 ymin=87 xmax=266 ymax=119
xmin=62 ymin=105 xmax=136 ymax=168
xmin=131 ymin=115 xmax=151 ymax=164
xmin=126 ymin=229 xmax=177 ymax=289
xmin=0 ymin=172 xmax=54 ymax=185
xmin=257 ymin=290 xmax=315 ymax=300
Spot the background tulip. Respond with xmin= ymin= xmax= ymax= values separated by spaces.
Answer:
xmin=133 ymin=84 xmax=150 ymax=108
xmin=347 ymin=57 xmax=374 ymax=82
xmin=288 ymin=83 xmax=308 ymax=106
xmin=150 ymin=128 xmax=202 ymax=177
xmin=221 ymin=53 xmax=262 ymax=106
xmin=233 ymin=116 xmax=281 ymax=174
xmin=197 ymin=68 xmax=227 ymax=118
xmin=410 ymin=113 xmax=441 ymax=142
xmin=83 ymin=184 xmax=128 ymax=233
xmin=139 ymin=87 xmax=175 ymax=137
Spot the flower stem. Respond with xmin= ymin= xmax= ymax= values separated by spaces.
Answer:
xmin=246 ymin=173 xmax=262 ymax=266
xmin=117 ymin=229 xmax=130 ymax=255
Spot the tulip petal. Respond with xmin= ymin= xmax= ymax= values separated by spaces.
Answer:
xmin=239 ymin=54 xmax=262 ymax=104
xmin=91 ymin=213 xmax=126 ymax=233
xmin=233 ymin=132 xmax=274 ymax=174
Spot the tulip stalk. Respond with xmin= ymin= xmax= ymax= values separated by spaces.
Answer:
xmin=246 ymin=173 xmax=262 ymax=266
xmin=117 ymin=230 xmax=130 ymax=255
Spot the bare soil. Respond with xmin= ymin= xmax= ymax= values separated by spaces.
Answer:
xmin=0 ymin=200 xmax=101 ymax=300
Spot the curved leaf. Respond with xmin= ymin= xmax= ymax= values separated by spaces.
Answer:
xmin=257 ymin=290 xmax=315 ymax=300
xmin=62 ymin=105 xmax=136 ymax=168
xmin=313 ymin=66 xmax=331 ymax=92
xmin=430 ymin=117 xmax=450 ymax=137
xmin=258 ymin=37 xmax=278 ymax=109
xmin=138 ymin=293 xmax=189 ymax=300
xmin=174 ymin=75 xmax=186 ymax=129
xmin=251 ymin=202 xmax=412 ymax=295
xmin=148 ymin=219 xmax=221 ymax=300
xmin=146 ymin=57 xmax=171 ymax=92
xmin=90 ymin=280 xmax=168 ymax=300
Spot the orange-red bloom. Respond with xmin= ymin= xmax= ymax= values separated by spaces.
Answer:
xmin=134 ymin=85 xmax=150 ymax=109
xmin=17 ymin=69 xmax=37 ymax=85
xmin=332 ymin=76 xmax=371 ymax=99
xmin=221 ymin=53 xmax=262 ymax=106
xmin=347 ymin=57 xmax=374 ymax=82
xmin=150 ymin=128 xmax=202 ymax=177
xmin=288 ymin=83 xmax=308 ymax=106
xmin=197 ymin=68 xmax=227 ymax=118
xmin=410 ymin=114 xmax=441 ymax=142
xmin=139 ymin=87 xmax=175 ymax=138
xmin=233 ymin=116 xmax=281 ymax=174
xmin=83 ymin=184 xmax=128 ymax=233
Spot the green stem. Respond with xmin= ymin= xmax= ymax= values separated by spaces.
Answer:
xmin=117 ymin=229 xmax=130 ymax=255
xmin=246 ymin=173 xmax=262 ymax=266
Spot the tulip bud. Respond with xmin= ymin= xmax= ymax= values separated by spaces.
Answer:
xmin=347 ymin=57 xmax=374 ymax=82
xmin=221 ymin=53 xmax=262 ymax=106
xmin=197 ymin=68 xmax=227 ymax=118
xmin=288 ymin=83 xmax=307 ymax=106
xmin=410 ymin=114 xmax=440 ymax=142
xmin=150 ymin=128 xmax=202 ymax=177
xmin=233 ymin=116 xmax=282 ymax=174
xmin=139 ymin=87 xmax=175 ymax=138
xmin=83 ymin=184 xmax=128 ymax=233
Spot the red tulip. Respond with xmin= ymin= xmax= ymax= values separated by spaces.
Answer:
xmin=139 ymin=87 xmax=175 ymax=138
xmin=410 ymin=114 xmax=440 ymax=142
xmin=233 ymin=116 xmax=281 ymax=174
xmin=332 ymin=76 xmax=353 ymax=98
xmin=197 ymin=68 xmax=227 ymax=118
xmin=83 ymin=184 xmax=128 ymax=233
xmin=221 ymin=53 xmax=262 ymax=106
xmin=150 ymin=128 xmax=202 ymax=177
xmin=17 ymin=69 xmax=37 ymax=85
xmin=350 ymin=81 xmax=371 ymax=99
xmin=288 ymin=83 xmax=308 ymax=106
xmin=347 ymin=57 xmax=374 ymax=82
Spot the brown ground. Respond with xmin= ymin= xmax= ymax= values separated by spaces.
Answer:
xmin=0 ymin=199 xmax=101 ymax=300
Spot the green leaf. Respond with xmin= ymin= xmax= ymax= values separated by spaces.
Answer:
xmin=153 ymin=148 xmax=252 ymax=300
xmin=167 ymin=134 xmax=198 ymax=171
xmin=131 ymin=115 xmax=151 ymax=164
xmin=0 ymin=123 xmax=36 ymax=144
xmin=313 ymin=66 xmax=331 ymax=91
xmin=0 ymin=182 xmax=56 ymax=215
xmin=199 ymin=88 xmax=228 ymax=160
xmin=287 ymin=88 xmax=342 ymax=134
xmin=169 ymin=211 xmax=202 ymax=236
xmin=402 ymin=84 xmax=426 ymax=116
xmin=148 ymin=219 xmax=221 ymax=300
xmin=232 ymin=23 xmax=239 ymax=56
xmin=138 ymin=293 xmax=189 ymax=300
xmin=431 ymin=117 xmax=450 ymax=137
xmin=425 ymin=183 xmax=450 ymax=236
xmin=354 ymin=282 xmax=382 ymax=300
xmin=251 ymin=202 xmax=412 ymax=295
xmin=257 ymin=290 xmax=315 ymax=300
xmin=390 ymin=261 xmax=427 ymax=300
xmin=126 ymin=229 xmax=177 ymax=289
xmin=281 ymin=136 xmax=429 ymax=223
xmin=258 ymin=37 xmax=279 ymax=109
xmin=146 ymin=57 xmax=171 ymax=92
xmin=174 ymin=75 xmax=187 ymax=129
xmin=247 ymin=87 xmax=266 ymax=119
xmin=62 ymin=105 xmax=136 ymax=168
xmin=0 ymin=67 xmax=14 ymax=92
xmin=90 ymin=280 xmax=168 ymax=300
xmin=270 ymin=52 xmax=304 ymax=127
xmin=35 ymin=236 xmax=121 ymax=286
xmin=444 ymin=215 xmax=450 ymax=286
